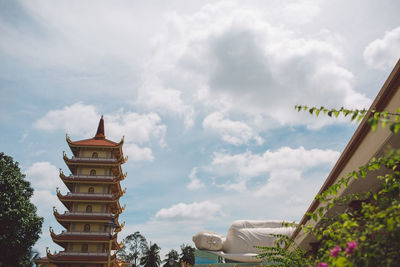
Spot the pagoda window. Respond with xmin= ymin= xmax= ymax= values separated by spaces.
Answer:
xmin=81 ymin=244 xmax=88 ymax=252
xmin=86 ymin=205 xmax=92 ymax=213
xmin=90 ymin=169 xmax=96 ymax=176
xmin=84 ymin=224 xmax=90 ymax=232
xmin=88 ymin=187 xmax=95 ymax=194
xmin=92 ymin=152 xmax=98 ymax=158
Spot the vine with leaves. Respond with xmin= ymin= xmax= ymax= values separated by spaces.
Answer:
xmin=295 ymin=105 xmax=400 ymax=133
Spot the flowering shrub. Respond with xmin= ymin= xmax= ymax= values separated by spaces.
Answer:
xmin=345 ymin=242 xmax=357 ymax=255
xmin=330 ymin=245 xmax=341 ymax=258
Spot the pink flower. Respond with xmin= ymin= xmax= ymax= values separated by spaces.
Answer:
xmin=346 ymin=241 xmax=357 ymax=255
xmin=330 ymin=245 xmax=342 ymax=257
xmin=317 ymin=262 xmax=328 ymax=267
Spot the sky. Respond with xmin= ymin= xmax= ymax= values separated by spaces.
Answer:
xmin=1 ymin=0 xmax=400 ymax=260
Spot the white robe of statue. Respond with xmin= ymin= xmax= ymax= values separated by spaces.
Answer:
xmin=192 ymin=220 xmax=294 ymax=263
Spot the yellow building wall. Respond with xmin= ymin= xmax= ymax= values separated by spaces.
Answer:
xmin=69 ymin=242 xmax=100 ymax=252
xmin=72 ymin=222 xmax=105 ymax=232
xmin=80 ymin=167 xmax=111 ymax=176
xmin=75 ymin=203 xmax=105 ymax=213
xmin=78 ymin=184 xmax=107 ymax=194
xmin=79 ymin=150 xmax=108 ymax=158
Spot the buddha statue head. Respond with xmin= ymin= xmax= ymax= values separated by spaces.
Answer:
xmin=192 ymin=231 xmax=224 ymax=251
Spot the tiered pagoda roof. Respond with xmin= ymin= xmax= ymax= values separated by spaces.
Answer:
xmin=46 ymin=248 xmax=117 ymax=264
xmin=42 ymin=116 xmax=128 ymax=267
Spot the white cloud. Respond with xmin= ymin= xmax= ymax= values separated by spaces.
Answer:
xmin=124 ymin=143 xmax=154 ymax=162
xmin=187 ymin=167 xmax=205 ymax=190
xmin=155 ymin=201 xmax=221 ymax=221
xmin=203 ymin=112 xmax=263 ymax=145
xmin=26 ymin=161 xmax=60 ymax=190
xmin=33 ymin=102 xmax=98 ymax=137
xmin=0 ymin=1 xmax=153 ymax=68
xmin=25 ymin=162 xmax=66 ymax=219
xmin=142 ymin=2 xmax=370 ymax=129
xmin=199 ymin=146 xmax=339 ymax=196
xmin=106 ymin=111 xmax=166 ymax=146
xmin=34 ymin=103 xmax=167 ymax=162
xmin=137 ymin=75 xmax=195 ymax=129
xmin=282 ymin=0 xmax=321 ymax=25
xmin=364 ymin=25 xmax=400 ymax=71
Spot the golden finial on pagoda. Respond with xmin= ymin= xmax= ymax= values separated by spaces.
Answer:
xmin=122 ymin=204 xmax=126 ymax=212
xmin=120 ymin=172 xmax=127 ymax=181
xmin=124 ymin=155 xmax=128 ymax=162
xmin=66 ymin=133 xmax=71 ymax=143
xmin=53 ymin=206 xmax=58 ymax=214
xmin=122 ymin=187 xmax=127 ymax=196
xmin=119 ymin=136 xmax=125 ymax=144
xmin=46 ymin=247 xmax=50 ymax=254
xmin=59 ymin=168 xmax=65 ymax=178
xmin=49 ymin=226 xmax=54 ymax=234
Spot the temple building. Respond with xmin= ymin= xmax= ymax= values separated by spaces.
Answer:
xmin=36 ymin=116 xmax=129 ymax=267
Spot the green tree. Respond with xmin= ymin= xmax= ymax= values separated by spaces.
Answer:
xmin=119 ymin=231 xmax=148 ymax=267
xmin=179 ymin=244 xmax=195 ymax=265
xmin=140 ymin=242 xmax=161 ymax=267
xmin=0 ymin=152 xmax=43 ymax=267
xmin=162 ymin=249 xmax=179 ymax=267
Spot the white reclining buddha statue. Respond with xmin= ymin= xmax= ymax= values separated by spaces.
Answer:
xmin=192 ymin=220 xmax=295 ymax=263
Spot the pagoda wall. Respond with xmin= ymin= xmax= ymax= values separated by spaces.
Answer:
xmin=79 ymin=167 xmax=111 ymax=175
xmin=68 ymin=243 xmax=101 ymax=252
xmin=79 ymin=150 xmax=111 ymax=158
xmin=71 ymin=222 xmax=105 ymax=232
xmin=76 ymin=184 xmax=109 ymax=193
xmin=74 ymin=203 xmax=106 ymax=213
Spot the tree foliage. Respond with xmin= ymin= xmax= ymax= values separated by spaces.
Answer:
xmin=140 ymin=243 xmax=161 ymax=267
xmin=119 ymin=231 xmax=148 ymax=267
xmin=162 ymin=249 xmax=179 ymax=267
xmin=179 ymin=244 xmax=195 ymax=265
xmin=257 ymin=106 xmax=400 ymax=266
xmin=0 ymin=152 xmax=43 ymax=267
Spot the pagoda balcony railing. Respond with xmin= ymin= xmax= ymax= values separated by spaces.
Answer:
xmin=67 ymin=174 xmax=115 ymax=179
xmin=63 ymin=211 xmax=113 ymax=216
xmin=61 ymin=231 xmax=109 ymax=236
xmin=66 ymin=192 xmax=114 ymax=198
xmin=57 ymin=251 xmax=108 ymax=256
xmin=70 ymin=156 xmax=117 ymax=162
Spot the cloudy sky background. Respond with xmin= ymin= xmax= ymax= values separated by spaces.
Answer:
xmin=1 ymin=0 xmax=399 ymax=259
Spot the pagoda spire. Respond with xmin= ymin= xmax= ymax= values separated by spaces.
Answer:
xmin=95 ymin=115 xmax=105 ymax=139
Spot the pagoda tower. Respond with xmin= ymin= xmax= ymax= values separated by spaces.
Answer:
xmin=43 ymin=116 xmax=128 ymax=267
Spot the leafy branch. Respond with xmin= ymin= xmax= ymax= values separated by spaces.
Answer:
xmin=295 ymin=105 xmax=400 ymax=133
xmin=257 ymin=234 xmax=310 ymax=266
xmin=304 ymin=148 xmax=400 ymax=224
